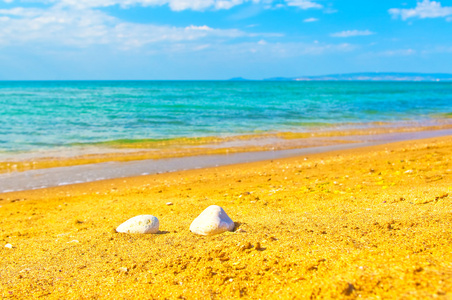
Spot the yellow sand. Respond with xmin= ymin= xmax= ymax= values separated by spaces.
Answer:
xmin=1 ymin=136 xmax=451 ymax=299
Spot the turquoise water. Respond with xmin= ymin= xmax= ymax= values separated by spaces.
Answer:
xmin=1 ymin=81 xmax=451 ymax=155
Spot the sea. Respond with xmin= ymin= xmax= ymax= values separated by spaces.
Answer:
xmin=1 ymin=80 xmax=451 ymax=159
xmin=1 ymin=80 xmax=452 ymax=192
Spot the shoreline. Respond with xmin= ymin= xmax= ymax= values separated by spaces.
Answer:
xmin=1 ymin=127 xmax=452 ymax=193
xmin=2 ymin=119 xmax=452 ymax=173
xmin=1 ymin=134 xmax=451 ymax=298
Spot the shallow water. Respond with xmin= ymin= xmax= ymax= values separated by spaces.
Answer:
xmin=1 ymin=128 xmax=451 ymax=193
xmin=1 ymin=81 xmax=451 ymax=158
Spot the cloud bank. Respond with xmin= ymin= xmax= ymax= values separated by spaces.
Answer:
xmin=285 ymin=0 xmax=322 ymax=10
xmin=389 ymin=0 xmax=452 ymax=20
xmin=25 ymin=0 xmax=324 ymax=11
xmin=0 ymin=0 xmax=325 ymax=50
xmin=0 ymin=6 xmax=251 ymax=49
xmin=330 ymin=30 xmax=375 ymax=38
xmin=55 ymin=0 xmax=253 ymax=11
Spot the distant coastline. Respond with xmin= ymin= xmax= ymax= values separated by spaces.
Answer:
xmin=230 ymin=72 xmax=452 ymax=82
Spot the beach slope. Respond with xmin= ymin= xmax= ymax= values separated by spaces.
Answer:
xmin=1 ymin=136 xmax=451 ymax=299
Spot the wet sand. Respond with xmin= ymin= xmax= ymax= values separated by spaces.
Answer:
xmin=1 ymin=135 xmax=452 ymax=299
xmin=2 ymin=122 xmax=452 ymax=175
xmin=2 ymin=127 xmax=452 ymax=193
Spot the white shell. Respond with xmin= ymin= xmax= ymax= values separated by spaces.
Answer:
xmin=190 ymin=205 xmax=235 ymax=236
xmin=116 ymin=215 xmax=159 ymax=234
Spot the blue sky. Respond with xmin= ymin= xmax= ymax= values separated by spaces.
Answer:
xmin=0 ymin=0 xmax=451 ymax=79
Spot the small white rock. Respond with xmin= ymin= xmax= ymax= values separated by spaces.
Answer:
xmin=116 ymin=215 xmax=159 ymax=234
xmin=190 ymin=205 xmax=235 ymax=236
xmin=166 ymin=202 xmax=173 ymax=206
xmin=5 ymin=243 xmax=12 ymax=249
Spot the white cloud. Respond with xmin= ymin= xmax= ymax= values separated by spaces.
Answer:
xmin=34 ymin=0 xmax=255 ymax=11
xmin=378 ymin=49 xmax=417 ymax=56
xmin=0 ymin=0 xmax=328 ymax=55
xmin=364 ymin=46 xmax=452 ymax=57
xmin=331 ymin=30 xmax=375 ymax=38
xmin=285 ymin=0 xmax=322 ymax=10
xmin=0 ymin=6 xmax=250 ymax=49
xmin=1 ymin=0 xmax=325 ymax=12
xmin=216 ymin=41 xmax=356 ymax=58
xmin=185 ymin=25 xmax=213 ymax=31
xmin=389 ymin=0 xmax=452 ymax=20
xmin=57 ymin=0 xmax=323 ymax=11
xmin=0 ymin=7 xmax=43 ymax=17
xmin=303 ymin=17 xmax=318 ymax=22
xmin=50 ymin=0 xmax=272 ymax=11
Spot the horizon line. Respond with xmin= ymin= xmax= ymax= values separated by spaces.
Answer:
xmin=1 ymin=71 xmax=452 ymax=82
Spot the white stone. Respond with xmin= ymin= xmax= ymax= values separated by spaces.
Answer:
xmin=116 ymin=215 xmax=159 ymax=234
xmin=5 ymin=243 xmax=12 ymax=249
xmin=190 ymin=205 xmax=235 ymax=236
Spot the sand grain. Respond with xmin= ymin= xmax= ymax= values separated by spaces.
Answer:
xmin=1 ymin=136 xmax=452 ymax=299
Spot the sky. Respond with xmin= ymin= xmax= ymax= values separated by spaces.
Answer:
xmin=0 ymin=0 xmax=451 ymax=80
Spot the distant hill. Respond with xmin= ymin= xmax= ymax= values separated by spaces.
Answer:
xmin=262 ymin=72 xmax=452 ymax=82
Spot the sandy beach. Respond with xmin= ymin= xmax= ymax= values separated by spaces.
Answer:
xmin=1 ymin=135 xmax=451 ymax=299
